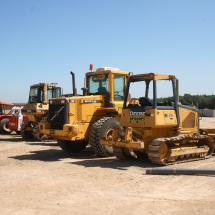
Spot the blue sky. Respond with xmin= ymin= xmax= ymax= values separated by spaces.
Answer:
xmin=0 ymin=0 xmax=214 ymax=102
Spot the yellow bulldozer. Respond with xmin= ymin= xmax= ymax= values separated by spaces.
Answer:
xmin=39 ymin=66 xmax=129 ymax=156
xmin=22 ymin=83 xmax=62 ymax=139
xmin=100 ymin=73 xmax=214 ymax=165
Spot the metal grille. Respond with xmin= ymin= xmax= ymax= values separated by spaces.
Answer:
xmin=48 ymin=103 xmax=66 ymax=130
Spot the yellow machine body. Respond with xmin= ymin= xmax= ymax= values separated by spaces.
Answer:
xmin=107 ymin=106 xmax=199 ymax=151
xmin=22 ymin=83 xmax=62 ymax=138
xmin=39 ymin=68 xmax=129 ymax=142
xmin=101 ymin=73 xmax=214 ymax=165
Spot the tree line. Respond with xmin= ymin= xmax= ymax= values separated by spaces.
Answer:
xmin=180 ymin=94 xmax=215 ymax=109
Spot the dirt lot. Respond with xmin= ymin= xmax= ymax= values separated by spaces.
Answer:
xmin=0 ymin=118 xmax=215 ymax=215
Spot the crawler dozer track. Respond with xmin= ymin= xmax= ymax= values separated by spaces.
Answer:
xmin=148 ymin=134 xmax=214 ymax=165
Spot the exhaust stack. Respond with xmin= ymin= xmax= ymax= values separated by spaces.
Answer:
xmin=70 ymin=71 xmax=77 ymax=96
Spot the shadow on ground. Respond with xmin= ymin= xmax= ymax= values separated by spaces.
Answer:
xmin=9 ymin=146 xmax=156 ymax=169
xmin=0 ymin=135 xmax=58 ymax=147
xmin=69 ymin=157 xmax=156 ymax=170
xmin=9 ymin=147 xmax=95 ymax=162
xmin=26 ymin=142 xmax=59 ymax=147
xmin=1 ymin=134 xmax=156 ymax=170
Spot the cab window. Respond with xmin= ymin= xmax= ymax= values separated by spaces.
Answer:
xmin=48 ymin=89 xmax=53 ymax=100
xmin=156 ymin=80 xmax=174 ymax=107
xmin=48 ymin=87 xmax=62 ymax=100
xmin=54 ymin=87 xmax=62 ymax=98
xmin=87 ymin=74 xmax=109 ymax=95
xmin=126 ymin=80 xmax=153 ymax=108
xmin=29 ymin=87 xmax=41 ymax=103
xmin=114 ymin=75 xmax=125 ymax=101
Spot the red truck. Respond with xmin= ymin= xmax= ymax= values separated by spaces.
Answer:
xmin=8 ymin=107 xmax=28 ymax=134
xmin=0 ymin=101 xmax=25 ymax=134
xmin=0 ymin=101 xmax=14 ymax=133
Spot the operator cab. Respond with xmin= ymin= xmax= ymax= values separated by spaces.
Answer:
xmin=119 ymin=73 xmax=180 ymax=127
xmin=124 ymin=73 xmax=178 ymax=110
xmin=86 ymin=67 xmax=128 ymax=106
xmin=29 ymin=84 xmax=62 ymax=104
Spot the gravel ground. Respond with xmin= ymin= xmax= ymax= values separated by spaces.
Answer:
xmin=0 ymin=118 xmax=215 ymax=215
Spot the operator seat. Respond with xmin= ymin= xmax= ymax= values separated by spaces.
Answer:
xmin=139 ymin=97 xmax=153 ymax=108
xmin=98 ymin=87 xmax=108 ymax=95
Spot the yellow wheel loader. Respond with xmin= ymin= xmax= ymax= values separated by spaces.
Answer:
xmin=100 ymin=73 xmax=214 ymax=165
xmin=39 ymin=66 xmax=129 ymax=156
xmin=22 ymin=83 xmax=62 ymax=139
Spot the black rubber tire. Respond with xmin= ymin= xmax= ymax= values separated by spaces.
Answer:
xmin=16 ymin=131 xmax=21 ymax=135
xmin=0 ymin=118 xmax=11 ymax=134
xmin=134 ymin=150 xmax=148 ymax=160
xmin=89 ymin=117 xmax=121 ymax=157
xmin=0 ymin=120 xmax=4 ymax=133
xmin=21 ymin=129 xmax=34 ymax=140
xmin=206 ymin=137 xmax=214 ymax=156
xmin=113 ymin=147 xmax=136 ymax=160
xmin=58 ymin=139 xmax=87 ymax=153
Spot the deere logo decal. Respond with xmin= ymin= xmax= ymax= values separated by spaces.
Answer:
xmin=129 ymin=111 xmax=145 ymax=123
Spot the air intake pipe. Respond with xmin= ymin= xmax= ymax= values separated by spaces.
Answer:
xmin=70 ymin=71 xmax=77 ymax=96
